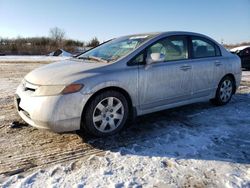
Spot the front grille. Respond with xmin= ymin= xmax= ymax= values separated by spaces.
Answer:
xmin=21 ymin=109 xmax=31 ymax=119
xmin=14 ymin=95 xmax=31 ymax=119
xmin=24 ymin=87 xmax=36 ymax=92
xmin=14 ymin=94 xmax=21 ymax=111
xmin=22 ymin=80 xmax=38 ymax=93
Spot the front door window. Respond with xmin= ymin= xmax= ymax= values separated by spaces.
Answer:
xmin=146 ymin=36 xmax=188 ymax=62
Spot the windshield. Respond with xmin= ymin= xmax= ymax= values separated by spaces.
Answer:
xmin=78 ymin=34 xmax=155 ymax=63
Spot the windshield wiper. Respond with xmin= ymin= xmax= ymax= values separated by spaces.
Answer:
xmin=78 ymin=56 xmax=108 ymax=63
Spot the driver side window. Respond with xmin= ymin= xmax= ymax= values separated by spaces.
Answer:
xmin=147 ymin=36 xmax=188 ymax=62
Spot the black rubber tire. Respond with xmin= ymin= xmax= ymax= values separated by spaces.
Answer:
xmin=211 ymin=76 xmax=235 ymax=106
xmin=81 ymin=90 xmax=129 ymax=137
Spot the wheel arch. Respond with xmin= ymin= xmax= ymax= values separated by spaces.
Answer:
xmin=220 ymin=73 xmax=237 ymax=94
xmin=81 ymin=86 xmax=136 ymax=128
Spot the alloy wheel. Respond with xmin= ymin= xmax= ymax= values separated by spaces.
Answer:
xmin=92 ymin=97 xmax=124 ymax=133
xmin=219 ymin=79 xmax=233 ymax=102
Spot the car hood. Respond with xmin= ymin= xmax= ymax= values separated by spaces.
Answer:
xmin=25 ymin=59 xmax=108 ymax=85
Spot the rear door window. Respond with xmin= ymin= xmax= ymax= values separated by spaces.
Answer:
xmin=191 ymin=37 xmax=221 ymax=58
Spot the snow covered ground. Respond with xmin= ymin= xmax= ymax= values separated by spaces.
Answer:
xmin=2 ymin=89 xmax=250 ymax=187
xmin=0 ymin=60 xmax=249 ymax=187
xmin=242 ymin=71 xmax=250 ymax=82
xmin=0 ymin=55 xmax=70 ymax=62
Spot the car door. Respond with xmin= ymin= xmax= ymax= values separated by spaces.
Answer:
xmin=138 ymin=36 xmax=192 ymax=110
xmin=240 ymin=48 xmax=250 ymax=68
xmin=189 ymin=36 xmax=224 ymax=97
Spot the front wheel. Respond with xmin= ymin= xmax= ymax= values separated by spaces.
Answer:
xmin=212 ymin=76 xmax=235 ymax=106
xmin=82 ymin=90 xmax=129 ymax=137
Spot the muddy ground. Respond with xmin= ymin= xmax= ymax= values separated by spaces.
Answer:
xmin=0 ymin=62 xmax=250 ymax=181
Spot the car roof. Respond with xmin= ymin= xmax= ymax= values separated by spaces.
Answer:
xmin=125 ymin=31 xmax=209 ymax=37
xmin=123 ymin=31 xmax=218 ymax=43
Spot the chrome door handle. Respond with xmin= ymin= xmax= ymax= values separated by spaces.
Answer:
xmin=215 ymin=61 xmax=222 ymax=66
xmin=180 ymin=65 xmax=191 ymax=71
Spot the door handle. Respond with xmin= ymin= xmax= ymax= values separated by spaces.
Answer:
xmin=180 ymin=65 xmax=191 ymax=71
xmin=214 ymin=61 xmax=222 ymax=66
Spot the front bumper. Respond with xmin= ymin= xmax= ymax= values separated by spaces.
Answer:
xmin=15 ymin=84 xmax=91 ymax=132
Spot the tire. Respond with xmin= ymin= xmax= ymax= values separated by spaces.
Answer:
xmin=211 ymin=76 xmax=235 ymax=106
xmin=82 ymin=90 xmax=129 ymax=137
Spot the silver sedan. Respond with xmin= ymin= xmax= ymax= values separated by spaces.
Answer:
xmin=15 ymin=31 xmax=241 ymax=136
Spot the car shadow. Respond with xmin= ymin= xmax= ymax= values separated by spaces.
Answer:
xmin=77 ymin=93 xmax=250 ymax=165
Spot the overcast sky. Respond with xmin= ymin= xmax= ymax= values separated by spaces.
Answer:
xmin=0 ymin=0 xmax=249 ymax=44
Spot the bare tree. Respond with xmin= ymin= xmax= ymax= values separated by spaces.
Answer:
xmin=87 ymin=37 xmax=100 ymax=47
xmin=49 ymin=27 xmax=65 ymax=48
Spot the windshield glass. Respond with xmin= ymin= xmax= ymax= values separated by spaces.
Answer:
xmin=78 ymin=34 xmax=156 ymax=63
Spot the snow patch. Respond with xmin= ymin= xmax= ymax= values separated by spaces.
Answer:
xmin=0 ymin=55 xmax=70 ymax=62
xmin=2 ymin=94 xmax=250 ymax=187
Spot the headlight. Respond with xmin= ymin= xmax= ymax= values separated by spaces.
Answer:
xmin=61 ymin=84 xmax=83 ymax=94
xmin=34 ymin=84 xmax=83 ymax=96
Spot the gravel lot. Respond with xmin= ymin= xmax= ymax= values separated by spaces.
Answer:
xmin=0 ymin=61 xmax=249 ymax=187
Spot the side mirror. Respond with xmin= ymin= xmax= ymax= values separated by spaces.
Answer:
xmin=146 ymin=53 xmax=165 ymax=65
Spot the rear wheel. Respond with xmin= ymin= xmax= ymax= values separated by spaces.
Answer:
xmin=212 ymin=76 xmax=235 ymax=106
xmin=82 ymin=90 xmax=129 ymax=137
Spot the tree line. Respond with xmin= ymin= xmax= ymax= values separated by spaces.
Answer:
xmin=223 ymin=42 xmax=250 ymax=50
xmin=1 ymin=27 xmax=249 ymax=55
xmin=0 ymin=27 xmax=100 ymax=55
